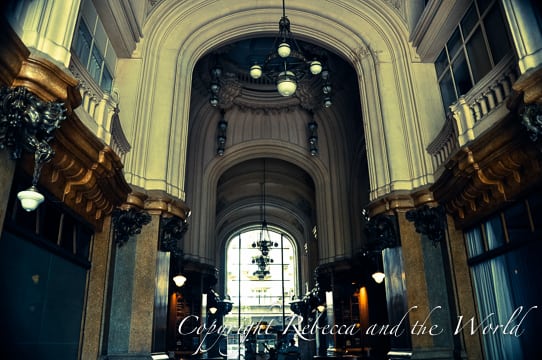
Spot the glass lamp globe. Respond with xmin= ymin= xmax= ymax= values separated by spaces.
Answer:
xmin=277 ymin=42 xmax=291 ymax=58
xmin=17 ymin=186 xmax=44 ymax=212
xmin=277 ymin=71 xmax=297 ymax=96
xmin=372 ymin=271 xmax=385 ymax=284
xmin=250 ymin=64 xmax=263 ymax=79
xmin=310 ymin=60 xmax=322 ymax=75
xmin=173 ymin=274 xmax=187 ymax=287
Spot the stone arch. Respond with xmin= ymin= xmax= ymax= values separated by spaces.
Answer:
xmin=121 ymin=0 xmax=435 ymax=204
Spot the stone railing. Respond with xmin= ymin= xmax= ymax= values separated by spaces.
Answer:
xmin=428 ymin=53 xmax=518 ymax=170
xmin=69 ymin=56 xmax=131 ymax=158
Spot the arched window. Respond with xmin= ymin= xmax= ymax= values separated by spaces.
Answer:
xmin=224 ymin=226 xmax=298 ymax=330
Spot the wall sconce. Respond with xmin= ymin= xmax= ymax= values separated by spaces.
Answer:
xmin=316 ymin=304 xmax=326 ymax=313
xmin=0 ymin=86 xmax=67 ymax=212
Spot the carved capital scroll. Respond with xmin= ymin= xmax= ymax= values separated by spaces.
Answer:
xmin=112 ymin=207 xmax=151 ymax=247
xmin=364 ymin=212 xmax=399 ymax=250
xmin=405 ymin=205 xmax=446 ymax=246
xmin=159 ymin=216 xmax=188 ymax=256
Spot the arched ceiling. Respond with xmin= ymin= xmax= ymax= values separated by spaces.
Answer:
xmin=215 ymin=158 xmax=315 ymax=237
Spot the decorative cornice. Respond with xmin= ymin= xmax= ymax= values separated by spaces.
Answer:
xmin=513 ymin=65 xmax=542 ymax=104
xmin=124 ymin=188 xmax=191 ymax=221
xmin=405 ymin=204 xmax=446 ymax=246
xmin=0 ymin=21 xmax=132 ymax=229
xmin=0 ymin=20 xmax=30 ymax=86
xmin=112 ymin=207 xmax=151 ymax=247
xmin=366 ymin=187 xmax=435 ymax=217
xmin=431 ymin=113 xmax=542 ymax=228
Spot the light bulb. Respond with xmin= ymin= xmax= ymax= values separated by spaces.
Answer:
xmin=173 ymin=274 xmax=187 ymax=287
xmin=277 ymin=71 xmax=297 ymax=96
xmin=372 ymin=271 xmax=385 ymax=284
xmin=310 ymin=60 xmax=322 ymax=75
xmin=250 ymin=64 xmax=262 ymax=79
xmin=277 ymin=42 xmax=291 ymax=58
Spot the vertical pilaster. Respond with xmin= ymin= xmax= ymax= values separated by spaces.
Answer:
xmin=129 ymin=211 xmax=161 ymax=353
xmin=501 ymin=0 xmax=542 ymax=73
xmin=401 ymin=205 xmax=459 ymax=359
xmin=445 ymin=215 xmax=482 ymax=360
xmin=7 ymin=0 xmax=82 ymax=68
xmin=81 ymin=216 xmax=112 ymax=359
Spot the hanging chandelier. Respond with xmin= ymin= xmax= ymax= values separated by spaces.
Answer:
xmin=252 ymin=160 xmax=278 ymax=279
xmin=248 ymin=0 xmax=330 ymax=101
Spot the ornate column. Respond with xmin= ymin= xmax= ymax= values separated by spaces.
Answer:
xmin=402 ymin=204 xmax=456 ymax=359
xmin=364 ymin=212 xmax=411 ymax=358
xmin=106 ymin=191 xmax=190 ymax=359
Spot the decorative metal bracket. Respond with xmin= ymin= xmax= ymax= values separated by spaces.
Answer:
xmin=216 ymin=110 xmax=227 ymax=156
xmin=363 ymin=210 xmax=399 ymax=251
xmin=112 ymin=207 xmax=152 ymax=247
xmin=520 ymin=103 xmax=542 ymax=146
xmin=159 ymin=216 xmax=188 ymax=256
xmin=0 ymin=85 xmax=66 ymax=183
xmin=308 ymin=119 xmax=318 ymax=156
xmin=405 ymin=204 xmax=446 ymax=246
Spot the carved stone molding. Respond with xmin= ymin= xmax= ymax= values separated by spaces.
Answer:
xmin=365 ymin=187 xmax=435 ymax=217
xmin=124 ymin=188 xmax=191 ymax=221
xmin=159 ymin=216 xmax=188 ymax=256
xmin=405 ymin=204 xmax=446 ymax=246
xmin=431 ymin=113 xmax=542 ymax=228
xmin=112 ymin=207 xmax=152 ymax=247
xmin=0 ymin=20 xmax=132 ymax=229
xmin=513 ymin=65 xmax=542 ymax=104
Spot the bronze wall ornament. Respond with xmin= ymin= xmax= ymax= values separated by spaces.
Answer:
xmin=363 ymin=210 xmax=399 ymax=251
xmin=112 ymin=207 xmax=152 ymax=247
xmin=159 ymin=216 xmax=188 ymax=256
xmin=405 ymin=204 xmax=446 ymax=246
xmin=520 ymin=102 xmax=542 ymax=145
xmin=0 ymin=85 xmax=66 ymax=182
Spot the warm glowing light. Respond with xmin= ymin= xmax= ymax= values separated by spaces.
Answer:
xmin=173 ymin=274 xmax=187 ymax=287
xmin=372 ymin=271 xmax=385 ymax=283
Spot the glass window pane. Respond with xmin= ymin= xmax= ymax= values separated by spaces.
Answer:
xmin=101 ymin=65 xmax=113 ymax=93
xmin=89 ymin=46 xmax=103 ymax=83
xmin=484 ymin=5 xmax=512 ymax=64
xmin=476 ymin=0 xmax=493 ymax=14
xmin=461 ymin=5 xmax=478 ymax=37
xmin=447 ymin=28 xmax=463 ymax=58
xmin=74 ymin=21 xmax=92 ymax=66
xmin=435 ymin=49 xmax=449 ymax=77
xmin=484 ymin=215 xmax=505 ymax=250
xmin=439 ymin=70 xmax=457 ymax=110
xmin=225 ymin=229 xmax=298 ymax=330
xmin=465 ymin=226 xmax=484 ymax=258
xmin=504 ymin=201 xmax=532 ymax=243
xmin=452 ymin=52 xmax=473 ymax=96
xmin=466 ymin=28 xmax=492 ymax=83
